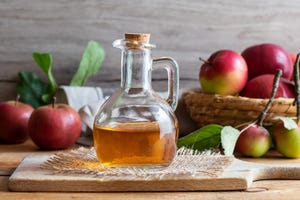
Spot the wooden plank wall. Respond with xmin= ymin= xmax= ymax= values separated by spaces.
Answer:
xmin=1 ymin=0 xmax=300 ymax=100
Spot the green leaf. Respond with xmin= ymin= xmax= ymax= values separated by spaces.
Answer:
xmin=177 ymin=124 xmax=223 ymax=152
xmin=16 ymin=71 xmax=49 ymax=108
xmin=32 ymin=52 xmax=57 ymax=95
xmin=70 ymin=41 xmax=105 ymax=86
xmin=33 ymin=52 xmax=52 ymax=74
xmin=221 ymin=126 xmax=241 ymax=156
xmin=274 ymin=116 xmax=298 ymax=130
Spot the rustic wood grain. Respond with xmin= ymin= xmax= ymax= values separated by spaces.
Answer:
xmin=1 ymin=0 xmax=300 ymax=100
xmin=2 ymin=141 xmax=300 ymax=199
xmin=0 ymin=139 xmax=66 ymax=175
xmin=8 ymin=154 xmax=300 ymax=192
xmin=3 ymin=178 xmax=300 ymax=200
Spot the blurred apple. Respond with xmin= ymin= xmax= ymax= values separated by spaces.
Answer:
xmin=0 ymin=100 xmax=34 ymax=144
xmin=241 ymin=43 xmax=293 ymax=80
xmin=236 ymin=124 xmax=271 ymax=157
xmin=28 ymin=103 xmax=82 ymax=150
xmin=272 ymin=120 xmax=300 ymax=158
xmin=290 ymin=53 xmax=299 ymax=81
xmin=290 ymin=53 xmax=297 ymax=66
xmin=240 ymin=74 xmax=295 ymax=99
xmin=199 ymin=49 xmax=248 ymax=95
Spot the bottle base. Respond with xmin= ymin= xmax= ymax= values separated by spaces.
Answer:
xmin=100 ymin=162 xmax=172 ymax=169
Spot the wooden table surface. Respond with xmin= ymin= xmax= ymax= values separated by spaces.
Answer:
xmin=1 ymin=140 xmax=300 ymax=200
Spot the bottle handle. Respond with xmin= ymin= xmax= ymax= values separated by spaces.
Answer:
xmin=152 ymin=57 xmax=179 ymax=111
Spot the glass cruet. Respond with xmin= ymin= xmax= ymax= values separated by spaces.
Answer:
xmin=93 ymin=33 xmax=179 ymax=168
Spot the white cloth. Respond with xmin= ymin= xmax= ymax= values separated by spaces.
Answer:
xmin=56 ymin=86 xmax=104 ymax=111
xmin=78 ymin=101 xmax=105 ymax=130
xmin=56 ymin=85 xmax=105 ymax=130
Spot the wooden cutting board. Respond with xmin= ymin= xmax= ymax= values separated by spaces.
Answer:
xmin=7 ymin=155 xmax=300 ymax=192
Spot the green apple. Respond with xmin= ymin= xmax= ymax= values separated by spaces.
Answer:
xmin=236 ymin=124 xmax=271 ymax=157
xmin=273 ymin=121 xmax=300 ymax=158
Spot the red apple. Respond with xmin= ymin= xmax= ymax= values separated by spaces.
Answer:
xmin=290 ymin=53 xmax=297 ymax=66
xmin=240 ymin=74 xmax=295 ymax=99
xmin=272 ymin=121 xmax=300 ymax=158
xmin=0 ymin=100 xmax=34 ymax=144
xmin=290 ymin=53 xmax=299 ymax=81
xmin=236 ymin=124 xmax=271 ymax=157
xmin=199 ymin=50 xmax=248 ymax=95
xmin=28 ymin=103 xmax=82 ymax=150
xmin=241 ymin=43 xmax=293 ymax=80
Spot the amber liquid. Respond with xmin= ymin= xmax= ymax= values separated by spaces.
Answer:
xmin=93 ymin=122 xmax=177 ymax=167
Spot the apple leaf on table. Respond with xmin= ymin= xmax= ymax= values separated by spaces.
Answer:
xmin=177 ymin=124 xmax=223 ymax=152
xmin=221 ymin=126 xmax=241 ymax=156
xmin=273 ymin=116 xmax=298 ymax=130
xmin=178 ymin=124 xmax=241 ymax=156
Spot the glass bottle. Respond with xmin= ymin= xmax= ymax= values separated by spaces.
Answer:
xmin=93 ymin=33 xmax=179 ymax=168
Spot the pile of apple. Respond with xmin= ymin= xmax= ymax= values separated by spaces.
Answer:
xmin=0 ymin=97 xmax=82 ymax=150
xmin=199 ymin=43 xmax=300 ymax=158
xmin=199 ymin=43 xmax=295 ymax=98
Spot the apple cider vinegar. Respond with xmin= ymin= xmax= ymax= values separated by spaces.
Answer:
xmin=93 ymin=33 xmax=179 ymax=168
xmin=93 ymin=121 xmax=177 ymax=167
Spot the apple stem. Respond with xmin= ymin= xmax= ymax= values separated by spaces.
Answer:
xmin=239 ymin=121 xmax=257 ymax=134
xmin=257 ymin=69 xmax=282 ymax=126
xmin=199 ymin=57 xmax=210 ymax=65
xmin=52 ymin=96 xmax=56 ymax=108
xmin=15 ymin=94 xmax=20 ymax=106
xmin=293 ymin=53 xmax=300 ymax=123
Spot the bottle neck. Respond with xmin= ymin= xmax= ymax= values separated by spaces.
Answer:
xmin=121 ymin=48 xmax=152 ymax=92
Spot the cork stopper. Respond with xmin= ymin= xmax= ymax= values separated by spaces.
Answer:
xmin=125 ymin=33 xmax=150 ymax=44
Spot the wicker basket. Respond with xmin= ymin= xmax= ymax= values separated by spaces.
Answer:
xmin=183 ymin=89 xmax=296 ymax=127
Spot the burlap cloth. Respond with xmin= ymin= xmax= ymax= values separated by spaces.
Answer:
xmin=41 ymin=147 xmax=233 ymax=180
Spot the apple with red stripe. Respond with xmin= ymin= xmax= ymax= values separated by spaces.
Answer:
xmin=28 ymin=97 xmax=82 ymax=150
xmin=199 ymin=50 xmax=248 ymax=95
xmin=0 ymin=96 xmax=34 ymax=144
